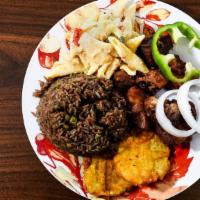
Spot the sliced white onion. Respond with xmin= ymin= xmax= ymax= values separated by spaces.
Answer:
xmin=156 ymin=90 xmax=196 ymax=138
xmin=177 ymin=79 xmax=200 ymax=133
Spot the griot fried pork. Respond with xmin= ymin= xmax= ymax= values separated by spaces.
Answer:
xmin=138 ymin=34 xmax=173 ymax=69
xmin=154 ymin=99 xmax=194 ymax=146
xmin=136 ymin=70 xmax=168 ymax=93
xmin=113 ymin=68 xmax=192 ymax=146
xmin=113 ymin=70 xmax=135 ymax=90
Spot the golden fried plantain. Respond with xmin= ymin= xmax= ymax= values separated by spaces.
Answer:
xmin=83 ymin=157 xmax=132 ymax=197
xmin=114 ymin=131 xmax=170 ymax=186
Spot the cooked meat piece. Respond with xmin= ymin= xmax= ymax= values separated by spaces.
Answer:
xmin=164 ymin=100 xmax=182 ymax=127
xmin=155 ymin=123 xmax=191 ymax=146
xmin=144 ymin=96 xmax=158 ymax=119
xmin=136 ymin=70 xmax=168 ymax=93
xmin=155 ymin=99 xmax=196 ymax=146
xmin=113 ymin=70 xmax=135 ymax=90
xmin=138 ymin=35 xmax=173 ymax=69
xmin=165 ymin=99 xmax=196 ymax=130
xmin=166 ymin=82 xmax=182 ymax=90
xmin=139 ymin=37 xmax=157 ymax=69
xmin=135 ymin=111 xmax=149 ymax=130
xmin=157 ymin=34 xmax=173 ymax=55
xmin=127 ymin=86 xmax=145 ymax=113
xmin=142 ymin=97 xmax=194 ymax=146
xmin=169 ymin=55 xmax=186 ymax=78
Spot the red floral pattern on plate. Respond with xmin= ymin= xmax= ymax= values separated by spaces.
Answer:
xmin=137 ymin=0 xmax=156 ymax=11
xmin=136 ymin=0 xmax=171 ymax=31
xmin=38 ymin=48 xmax=60 ymax=69
xmin=127 ymin=144 xmax=193 ymax=200
xmin=146 ymin=9 xmax=171 ymax=21
xmin=35 ymin=134 xmax=87 ymax=197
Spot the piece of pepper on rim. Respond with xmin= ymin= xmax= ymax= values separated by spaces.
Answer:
xmin=152 ymin=22 xmax=200 ymax=83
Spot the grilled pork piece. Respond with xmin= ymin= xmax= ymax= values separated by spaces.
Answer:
xmin=136 ymin=70 xmax=168 ymax=93
xmin=139 ymin=37 xmax=157 ymax=68
xmin=127 ymin=86 xmax=145 ymax=113
xmin=144 ymin=96 xmax=157 ymax=120
xmin=169 ymin=55 xmax=186 ymax=78
xmin=113 ymin=70 xmax=135 ymax=90
xmin=138 ymin=35 xmax=173 ymax=68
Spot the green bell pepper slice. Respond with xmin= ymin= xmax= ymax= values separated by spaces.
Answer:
xmin=152 ymin=22 xmax=200 ymax=83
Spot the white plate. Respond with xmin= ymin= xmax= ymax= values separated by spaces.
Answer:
xmin=22 ymin=0 xmax=200 ymax=199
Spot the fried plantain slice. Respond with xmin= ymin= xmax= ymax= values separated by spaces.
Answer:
xmin=83 ymin=157 xmax=132 ymax=197
xmin=114 ymin=131 xmax=170 ymax=186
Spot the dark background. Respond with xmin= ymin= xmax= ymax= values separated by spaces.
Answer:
xmin=0 ymin=0 xmax=200 ymax=199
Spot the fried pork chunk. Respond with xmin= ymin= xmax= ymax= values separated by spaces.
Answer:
xmin=136 ymin=70 xmax=168 ymax=93
xmin=83 ymin=158 xmax=132 ymax=197
xmin=113 ymin=70 xmax=135 ymax=90
xmin=114 ymin=132 xmax=170 ymax=186
xmin=127 ymin=86 xmax=144 ymax=113
xmin=127 ymin=86 xmax=149 ymax=130
xmin=139 ymin=35 xmax=173 ymax=68
xmin=169 ymin=55 xmax=186 ymax=78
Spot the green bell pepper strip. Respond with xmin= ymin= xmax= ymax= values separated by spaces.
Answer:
xmin=152 ymin=22 xmax=200 ymax=83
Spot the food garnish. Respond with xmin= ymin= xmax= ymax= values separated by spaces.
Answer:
xmin=177 ymin=79 xmax=200 ymax=133
xmin=156 ymin=80 xmax=200 ymax=137
xmin=156 ymin=90 xmax=197 ymax=137
xmin=152 ymin=22 xmax=200 ymax=83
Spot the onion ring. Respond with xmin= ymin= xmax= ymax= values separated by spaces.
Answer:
xmin=177 ymin=79 xmax=200 ymax=133
xmin=156 ymin=90 xmax=197 ymax=138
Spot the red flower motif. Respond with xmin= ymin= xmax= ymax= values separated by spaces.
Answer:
xmin=144 ymin=22 xmax=155 ymax=32
xmin=65 ymin=23 xmax=72 ymax=31
xmin=38 ymin=35 xmax=61 ymax=69
xmin=169 ymin=144 xmax=193 ymax=180
xmin=143 ymin=0 xmax=156 ymax=6
xmin=129 ymin=187 xmax=153 ymax=200
xmin=128 ymin=144 xmax=193 ymax=199
xmin=73 ymin=28 xmax=82 ymax=47
xmin=146 ymin=8 xmax=171 ymax=21
xmin=110 ymin=0 xmax=117 ymax=4
xmin=136 ymin=0 xmax=156 ymax=11
xmin=38 ymin=48 xmax=60 ymax=69
xmin=146 ymin=14 xmax=160 ymax=21
xmin=35 ymin=134 xmax=87 ymax=197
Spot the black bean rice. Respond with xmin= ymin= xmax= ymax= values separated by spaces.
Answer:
xmin=34 ymin=74 xmax=129 ymax=156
